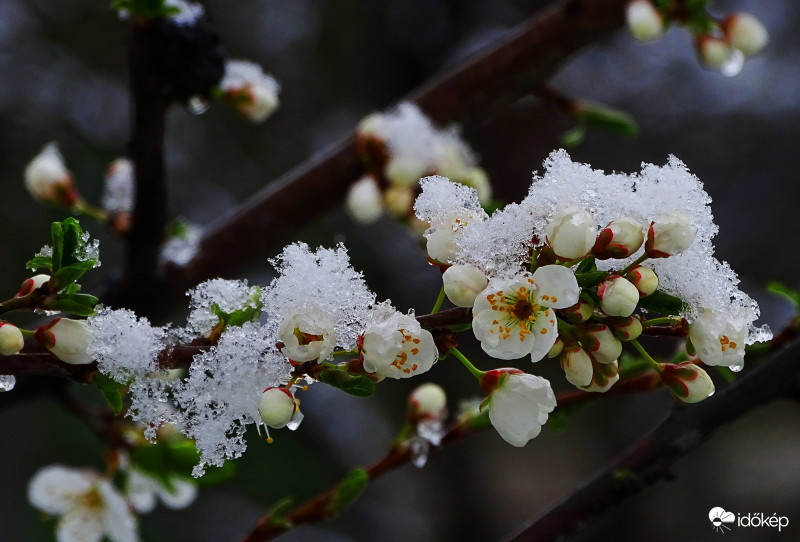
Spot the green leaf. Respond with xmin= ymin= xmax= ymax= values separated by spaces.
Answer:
xmin=265 ymin=497 xmax=295 ymax=530
xmin=575 ymin=271 xmax=608 ymax=288
xmin=637 ymin=290 xmax=687 ymax=315
xmin=50 ymin=221 xmax=66 ymax=272
xmin=318 ymin=368 xmax=376 ymax=397
xmin=576 ymin=255 xmax=597 ymax=274
xmin=46 ymin=293 xmax=100 ymax=317
xmin=59 ymin=218 xmax=85 ymax=268
xmin=26 ymin=255 xmax=53 ymax=273
xmin=575 ymin=102 xmax=638 ymax=137
xmin=767 ymin=281 xmax=800 ymax=309
xmin=325 ymin=468 xmax=369 ymax=518
xmin=561 ymin=125 xmax=586 ymax=148
xmin=94 ymin=373 xmax=126 ymax=415
xmin=53 ymin=261 xmax=95 ymax=289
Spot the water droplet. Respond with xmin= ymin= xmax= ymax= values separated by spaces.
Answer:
xmin=0 ymin=375 xmax=16 ymax=392
xmin=286 ymin=410 xmax=304 ymax=431
xmin=410 ymin=438 xmax=430 ymax=468
xmin=707 ymin=388 xmax=715 ymax=398
xmin=728 ymin=364 xmax=743 ymax=373
xmin=720 ymin=49 xmax=745 ymax=78
xmin=187 ymin=96 xmax=210 ymax=115
xmin=417 ymin=419 xmax=444 ymax=446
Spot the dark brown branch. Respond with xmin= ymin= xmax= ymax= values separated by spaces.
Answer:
xmin=503 ymin=337 xmax=800 ymax=542
xmin=164 ymin=0 xmax=629 ymax=292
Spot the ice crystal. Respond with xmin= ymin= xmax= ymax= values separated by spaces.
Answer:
xmin=160 ymin=223 xmax=201 ymax=266
xmin=87 ymin=308 xmax=166 ymax=382
xmin=186 ymin=278 xmax=261 ymax=336
xmin=102 ymin=159 xmax=134 ymax=214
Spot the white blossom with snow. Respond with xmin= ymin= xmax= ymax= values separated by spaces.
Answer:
xmin=220 ymin=60 xmax=280 ymax=124
xmin=688 ymin=309 xmax=748 ymax=369
xmin=361 ymin=309 xmax=438 ymax=379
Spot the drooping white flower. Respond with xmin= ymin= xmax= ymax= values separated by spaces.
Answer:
xmin=722 ymin=13 xmax=769 ymax=57
xmin=546 ymin=207 xmax=597 ymax=260
xmin=258 ymin=387 xmax=297 ymax=429
xmin=660 ymin=361 xmax=715 ymax=403
xmin=126 ymin=468 xmax=197 ymax=514
xmin=24 ymin=143 xmax=79 ymax=208
xmin=472 ymin=265 xmax=579 ymax=361
xmin=220 ymin=60 xmax=280 ymax=124
xmin=598 ymin=276 xmax=639 ymax=317
xmin=688 ymin=309 xmax=748 ymax=369
xmin=625 ymin=0 xmax=664 ymax=41
xmin=28 ymin=465 xmax=138 ymax=542
xmin=0 ymin=322 xmax=24 ymax=356
xmin=480 ymin=369 xmax=556 ymax=447
xmin=278 ymin=312 xmax=335 ymax=363
xmin=442 ymin=264 xmax=488 ymax=307
xmin=345 ymin=176 xmax=384 ymax=224
xmin=34 ymin=318 xmax=93 ymax=365
xmin=646 ymin=210 xmax=695 ymax=257
xmin=361 ymin=310 xmax=438 ymax=379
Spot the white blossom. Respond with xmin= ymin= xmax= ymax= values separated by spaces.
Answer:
xmin=689 ymin=309 xmax=748 ymax=369
xmin=442 ymin=264 xmax=488 ymax=308
xmin=126 ymin=468 xmax=197 ymax=514
xmin=482 ymin=370 xmax=556 ymax=447
xmin=278 ymin=312 xmax=335 ymax=363
xmin=361 ymin=310 xmax=438 ymax=379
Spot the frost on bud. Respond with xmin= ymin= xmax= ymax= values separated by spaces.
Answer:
xmin=579 ymin=359 xmax=619 ymax=393
xmin=545 ymin=207 xmax=597 ymax=260
xmin=408 ymin=382 xmax=447 ymax=423
xmin=688 ymin=309 xmax=747 ymax=369
xmin=722 ymin=13 xmax=769 ymax=57
xmin=592 ymin=218 xmax=644 ymax=260
xmin=102 ymin=158 xmax=135 ymax=214
xmin=258 ymin=387 xmax=297 ymax=429
xmin=15 ymin=274 xmax=51 ymax=298
xmin=425 ymin=210 xmax=474 ymax=263
xmin=384 ymin=184 xmax=415 ymax=217
xmin=626 ymin=0 xmax=664 ymax=41
xmin=598 ymin=276 xmax=639 ymax=317
xmin=660 ymin=362 xmax=715 ymax=403
xmin=480 ymin=369 xmax=556 ymax=447
xmin=609 ymin=315 xmax=643 ymax=341
xmin=345 ymin=176 xmax=384 ymax=224
xmin=24 ymin=143 xmax=79 ymax=208
xmin=442 ymin=264 xmax=488 ymax=308
xmin=219 ymin=60 xmax=280 ymax=124
xmin=34 ymin=318 xmax=93 ymax=364
xmin=645 ymin=211 xmax=695 ymax=257
xmin=278 ymin=313 xmax=335 ymax=363
xmin=560 ymin=346 xmax=593 ymax=387
xmin=0 ymin=323 xmax=24 ymax=356
xmin=626 ymin=265 xmax=658 ymax=296
xmin=581 ymin=324 xmax=622 ymax=364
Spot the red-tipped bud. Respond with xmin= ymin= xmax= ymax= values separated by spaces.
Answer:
xmin=659 ymin=362 xmax=715 ymax=403
xmin=560 ymin=346 xmax=593 ymax=388
xmin=609 ymin=315 xmax=643 ymax=341
xmin=598 ymin=276 xmax=639 ymax=317
xmin=581 ymin=324 xmax=622 ymax=364
xmin=626 ymin=265 xmax=658 ymax=297
xmin=592 ymin=218 xmax=644 ymax=260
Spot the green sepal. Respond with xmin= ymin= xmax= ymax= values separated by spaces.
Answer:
xmin=576 ymin=255 xmax=597 ymax=274
xmin=94 ymin=373 xmax=126 ymax=415
xmin=53 ymin=261 xmax=95 ymax=289
xmin=463 ymin=408 xmax=491 ymax=431
xmin=548 ymin=409 xmax=567 ymax=433
xmin=575 ymin=102 xmax=638 ymax=138
xmin=561 ymin=125 xmax=586 ymax=148
xmin=575 ymin=270 xmax=608 ymax=288
xmin=45 ymin=293 xmax=100 ymax=317
xmin=636 ymin=290 xmax=687 ymax=315
xmin=325 ymin=468 xmax=369 ymax=518
xmin=209 ymin=288 xmax=262 ymax=329
xmin=111 ymin=0 xmax=180 ymax=18
xmin=265 ymin=497 xmax=295 ymax=530
xmin=318 ymin=367 xmax=375 ymax=397
xmin=26 ymin=255 xmax=53 ymax=273
xmin=618 ymin=353 xmax=651 ymax=376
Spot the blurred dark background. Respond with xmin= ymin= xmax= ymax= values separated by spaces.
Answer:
xmin=1 ymin=0 xmax=799 ymax=541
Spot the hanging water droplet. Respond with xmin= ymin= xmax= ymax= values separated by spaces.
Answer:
xmin=728 ymin=364 xmax=743 ymax=373
xmin=286 ymin=410 xmax=304 ymax=431
xmin=410 ymin=438 xmax=430 ymax=468
xmin=0 ymin=375 xmax=16 ymax=392
xmin=720 ymin=48 xmax=745 ymax=78
xmin=417 ymin=419 xmax=444 ymax=446
xmin=187 ymin=96 xmax=210 ymax=115
xmin=706 ymin=388 xmax=715 ymax=398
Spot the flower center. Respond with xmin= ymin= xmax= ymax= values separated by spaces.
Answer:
xmin=512 ymin=298 xmax=535 ymax=321
xmin=293 ymin=328 xmax=322 ymax=346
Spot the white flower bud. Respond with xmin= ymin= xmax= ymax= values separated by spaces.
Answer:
xmin=384 ymin=184 xmax=415 ymax=217
xmin=547 ymin=337 xmax=564 ymax=358
xmin=598 ymin=276 xmax=639 ymax=317
xmin=34 ymin=318 xmax=93 ymax=364
xmin=546 ymin=207 xmax=597 ymax=260
xmin=258 ymin=387 xmax=297 ymax=428
xmin=696 ymin=36 xmax=732 ymax=69
xmin=0 ymin=323 xmax=24 ymax=356
xmin=220 ymin=60 xmax=280 ymax=124
xmin=579 ymin=359 xmax=620 ymax=393
xmin=15 ymin=274 xmax=51 ymax=298
xmin=102 ymin=158 xmax=135 ymax=214
xmin=385 ymin=155 xmax=426 ymax=187
xmin=345 ymin=176 xmax=384 ymax=224
xmin=24 ymin=143 xmax=79 ymax=207
xmin=582 ymin=324 xmax=622 ymax=364
xmin=560 ymin=346 xmax=593 ymax=387
xmin=626 ymin=0 xmax=664 ymax=41
xmin=626 ymin=265 xmax=658 ymax=296
xmin=660 ymin=362 xmax=715 ymax=403
xmin=688 ymin=309 xmax=747 ymax=369
xmin=592 ymin=217 xmax=644 ymax=260
xmin=723 ymin=13 xmax=768 ymax=57
xmin=646 ymin=211 xmax=695 ymax=257
xmin=408 ymin=382 xmax=447 ymax=422
xmin=609 ymin=315 xmax=643 ymax=341
xmin=442 ymin=264 xmax=488 ymax=308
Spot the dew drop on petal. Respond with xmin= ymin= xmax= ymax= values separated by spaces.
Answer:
xmin=187 ymin=96 xmax=210 ymax=115
xmin=286 ymin=410 xmax=304 ymax=431
xmin=728 ymin=364 xmax=743 ymax=373
xmin=410 ymin=438 xmax=430 ymax=468
xmin=706 ymin=388 xmax=715 ymax=398
xmin=720 ymin=49 xmax=745 ymax=78
xmin=0 ymin=375 xmax=16 ymax=392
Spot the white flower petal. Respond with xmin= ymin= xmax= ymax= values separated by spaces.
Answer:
xmin=98 ymin=479 xmax=139 ymax=542
xmin=58 ymin=506 xmax=104 ymax=542
xmin=28 ymin=466 xmax=95 ymax=515
xmin=531 ymin=265 xmax=579 ymax=309
xmin=528 ymin=309 xmax=557 ymax=362
xmin=488 ymin=374 xmax=555 ymax=447
xmin=157 ymin=477 xmax=198 ymax=510
xmin=126 ymin=470 xmax=157 ymax=514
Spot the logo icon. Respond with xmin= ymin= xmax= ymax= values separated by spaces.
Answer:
xmin=709 ymin=507 xmax=736 ymax=533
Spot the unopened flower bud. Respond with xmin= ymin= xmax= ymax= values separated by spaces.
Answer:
xmin=384 ymin=184 xmax=415 ymax=217
xmin=722 ymin=13 xmax=768 ymax=57
xmin=258 ymin=387 xmax=297 ymax=428
xmin=609 ymin=315 xmax=643 ymax=341
xmin=15 ymin=274 xmax=51 ymax=298
xmin=345 ymin=176 xmax=383 ymax=224
xmin=598 ymin=276 xmax=639 ymax=317
xmin=560 ymin=297 xmax=594 ymax=323
xmin=660 ymin=362 xmax=715 ymax=403
xmin=547 ymin=337 xmax=564 ymax=359
xmin=626 ymin=265 xmax=658 ymax=296
xmin=24 ymin=143 xmax=79 ymax=208
xmin=385 ymin=155 xmax=426 ymax=187
xmin=546 ymin=207 xmax=597 ymax=260
xmin=592 ymin=218 xmax=644 ymax=260
xmin=34 ymin=317 xmax=93 ymax=364
xmin=645 ymin=211 xmax=695 ymax=257
xmin=579 ymin=359 xmax=620 ymax=393
xmin=442 ymin=264 xmax=488 ymax=308
xmin=408 ymin=383 xmax=447 ymax=422
xmin=0 ymin=323 xmax=24 ymax=356
xmin=582 ymin=324 xmax=622 ymax=364
xmin=560 ymin=346 xmax=593 ymax=387
xmin=696 ymin=35 xmax=733 ymax=69
xmin=220 ymin=60 xmax=280 ymax=124
xmin=626 ymin=0 xmax=664 ymax=41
